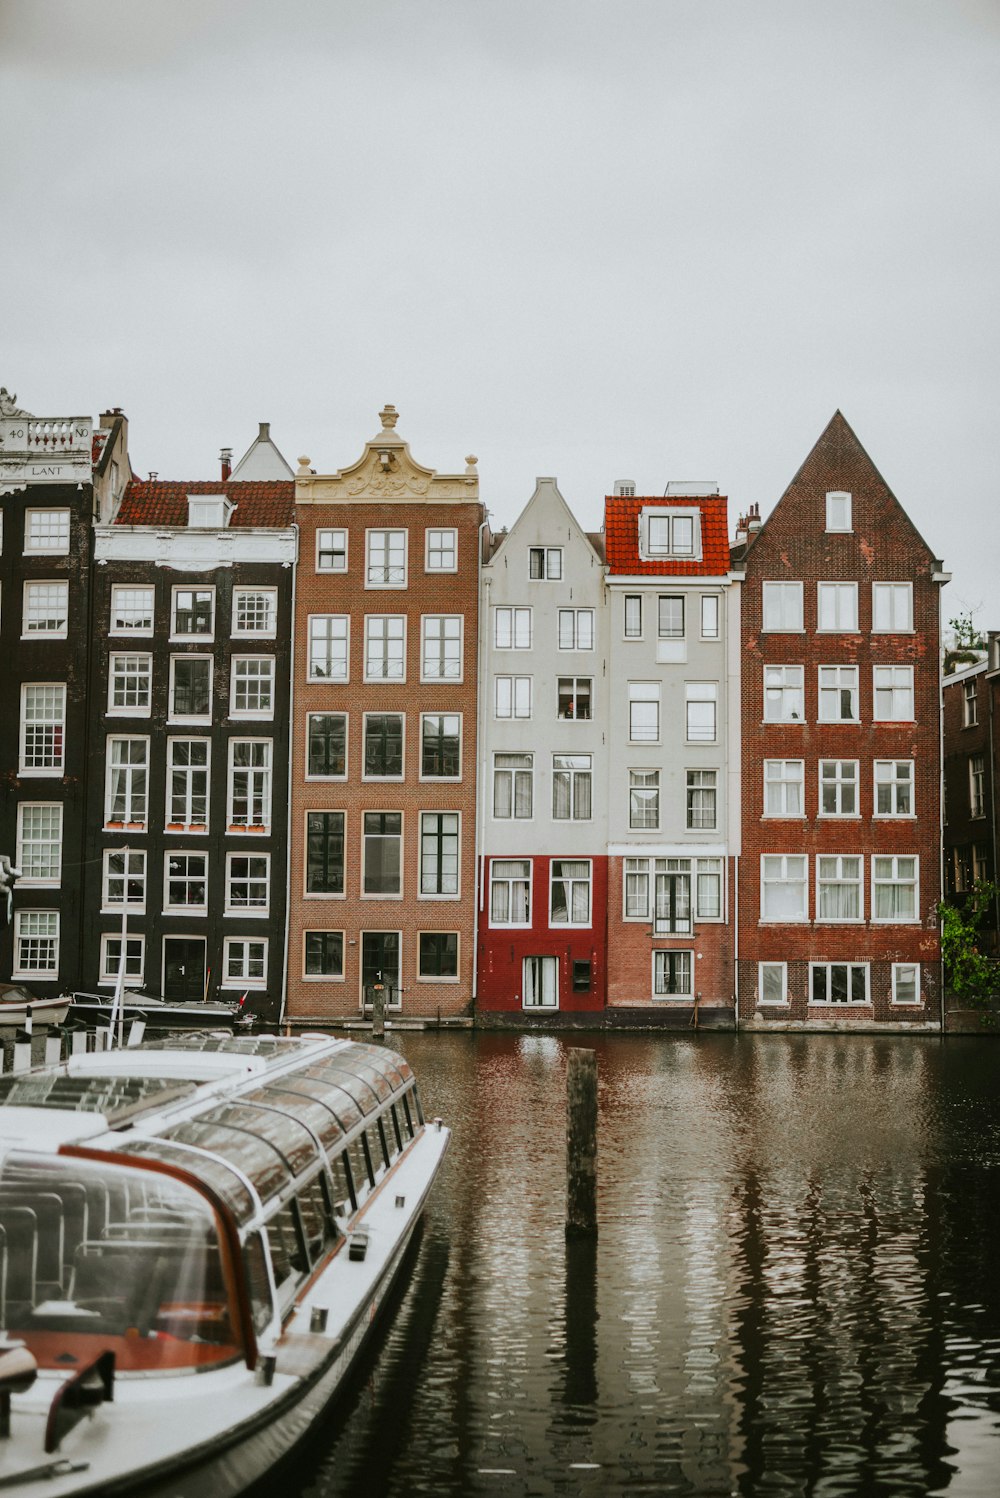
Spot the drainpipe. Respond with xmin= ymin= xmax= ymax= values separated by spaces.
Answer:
xmin=472 ymin=514 xmax=491 ymax=1015
xmin=733 ymin=853 xmax=740 ymax=1031
xmin=938 ymin=608 xmax=947 ymax=1036
xmin=278 ymin=521 xmax=299 ymax=1029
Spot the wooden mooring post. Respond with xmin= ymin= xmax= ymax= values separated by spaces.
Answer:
xmin=566 ymin=1047 xmax=598 ymax=1239
xmin=371 ymin=983 xmax=386 ymax=1039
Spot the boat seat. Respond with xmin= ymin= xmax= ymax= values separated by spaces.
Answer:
xmin=0 ymin=1191 xmax=65 ymax=1295
xmin=0 ymin=1207 xmax=38 ymax=1325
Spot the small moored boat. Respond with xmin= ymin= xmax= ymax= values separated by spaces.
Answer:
xmin=68 ymin=990 xmax=247 ymax=1032
xmin=0 ymin=1033 xmax=449 ymax=1495
xmin=0 ymin=984 xmax=70 ymax=1028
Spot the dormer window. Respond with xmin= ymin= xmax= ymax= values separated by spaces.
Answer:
xmin=187 ymin=495 xmax=233 ymax=529
xmin=826 ymin=491 xmax=852 ymax=532
xmin=639 ymin=507 xmax=701 ymax=561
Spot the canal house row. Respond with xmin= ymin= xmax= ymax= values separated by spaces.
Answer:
xmin=0 ymin=393 xmax=949 ymax=1029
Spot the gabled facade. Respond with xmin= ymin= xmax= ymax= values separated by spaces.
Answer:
xmin=477 ymin=479 xmax=610 ymax=1017
xmin=286 ymin=407 xmax=483 ymax=1021
xmin=942 ymin=635 xmax=1000 ymax=955
xmin=734 ymin=412 xmax=947 ymax=1028
xmin=0 ymin=390 xmax=129 ymax=993
xmin=83 ymin=449 xmax=295 ymax=1015
xmin=603 ymin=487 xmax=740 ymax=1023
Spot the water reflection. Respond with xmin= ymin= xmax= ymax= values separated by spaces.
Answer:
xmin=296 ymin=1034 xmax=1000 ymax=1498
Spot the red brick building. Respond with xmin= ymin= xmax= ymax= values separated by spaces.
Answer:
xmin=286 ymin=408 xmax=483 ymax=1021
xmin=734 ymin=412 xmax=947 ymax=1028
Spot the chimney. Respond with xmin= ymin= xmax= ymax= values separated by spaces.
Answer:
xmin=148 ymin=470 xmax=158 ymax=482
xmin=747 ymin=502 xmax=762 ymax=534
xmin=220 ymin=447 xmax=233 ymax=481
xmin=735 ymin=513 xmax=748 ymax=544
xmin=258 ymin=422 xmax=270 ymax=442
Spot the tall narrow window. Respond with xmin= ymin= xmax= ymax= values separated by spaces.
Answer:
xmin=970 ymin=755 xmax=986 ymax=817
xmin=685 ymin=682 xmax=717 ymax=742
xmin=816 ymin=855 xmax=862 ymax=921
xmin=700 ymin=595 xmax=720 ymax=639
xmin=364 ymin=714 xmax=404 ymax=778
xmin=624 ymin=595 xmax=642 ymax=638
xmin=629 ymin=682 xmax=659 ymax=743
xmin=963 ymin=677 xmax=978 ymax=727
xmin=825 ymin=492 xmax=852 ymax=531
xmin=306 ymin=811 xmax=345 ymax=894
xmin=228 ymin=740 xmax=271 ymax=828
xmin=629 ymin=770 xmax=659 ymax=830
xmin=819 ymin=760 xmax=858 ymax=816
xmin=14 ymin=911 xmax=59 ymax=976
xmin=422 ymin=616 xmax=462 ymax=680
xmin=523 ymin=955 xmax=558 ymax=1007
xmin=363 ymin=813 xmax=402 ymax=895
xmin=686 ymin=769 xmax=717 ymax=829
xmin=421 ymin=714 xmax=460 ymax=778
xmin=20 ymin=684 xmax=66 ymax=772
xmin=493 ymin=754 xmax=533 ymax=818
xmin=167 ymin=739 xmax=209 ymax=827
xmin=818 ymin=666 xmax=859 ymax=722
xmin=657 ymin=596 xmax=684 ymax=639
xmin=764 ymin=760 xmax=804 ymax=816
xmin=490 ymin=860 xmax=530 ymax=925
xmin=308 ymin=616 xmax=349 ymax=681
xmin=365 ymin=616 xmax=405 ymax=680
xmin=873 ymin=666 xmax=913 ymax=721
xmin=420 ymin=812 xmax=459 ymax=896
xmin=624 ymin=857 xmax=650 ymax=918
xmin=366 ymin=529 xmax=406 ymax=586
xmin=696 ymin=858 xmax=723 ymax=918
xmin=550 ymin=860 xmax=591 ymax=925
xmin=106 ymin=737 xmax=148 ymax=825
xmin=495 ymin=676 xmax=531 ymax=718
xmin=872 ymin=856 xmax=918 ymax=922
xmin=307 ymin=714 xmax=347 ymax=777
xmin=654 ymin=863 xmax=691 ymax=934
xmin=15 ymin=804 xmax=62 ymax=884
xmin=552 ymin=755 xmax=592 ymax=820
xmin=558 ymin=609 xmax=594 ymax=650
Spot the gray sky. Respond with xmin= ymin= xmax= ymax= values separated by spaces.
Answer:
xmin=3 ymin=0 xmax=998 ymax=620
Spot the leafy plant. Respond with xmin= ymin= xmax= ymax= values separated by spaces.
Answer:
xmin=939 ymin=881 xmax=1000 ymax=1021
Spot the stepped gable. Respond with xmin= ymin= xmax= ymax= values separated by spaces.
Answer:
xmin=603 ymin=493 xmax=730 ymax=575
xmin=116 ymin=479 xmax=294 ymax=527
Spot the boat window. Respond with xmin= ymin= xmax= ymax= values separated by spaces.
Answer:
xmin=114 ymin=1137 xmax=256 ymax=1222
xmin=267 ymin=1199 xmax=310 ymax=1310
xmin=296 ymin=1175 xmax=338 ymax=1266
xmin=376 ymin=1115 xmax=395 ymax=1165
xmin=243 ymin=1230 xmax=274 ymax=1334
xmin=256 ymin=1080 xmax=350 ymax=1152
xmin=163 ymin=1119 xmax=291 ymax=1204
xmin=199 ymin=1103 xmax=321 ymax=1179
xmin=388 ymin=1103 xmax=404 ymax=1153
xmin=365 ymin=1127 xmax=387 ymax=1182
xmin=330 ymin=1152 xmax=355 ymax=1215
xmin=345 ymin=1135 xmax=372 ymax=1198
xmin=302 ymin=1059 xmax=381 ymax=1115
xmin=0 ymin=1152 xmax=241 ymax=1374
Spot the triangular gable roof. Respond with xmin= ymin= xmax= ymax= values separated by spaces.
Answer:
xmin=230 ymin=423 xmax=294 ymax=480
xmin=487 ymin=476 xmax=604 ymax=570
xmin=604 ymin=494 xmax=731 ymax=576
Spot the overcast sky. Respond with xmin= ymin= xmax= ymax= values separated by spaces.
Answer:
xmin=3 ymin=0 xmax=998 ymax=619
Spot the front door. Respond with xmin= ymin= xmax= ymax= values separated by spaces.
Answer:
xmin=361 ymin=931 xmax=401 ymax=1010
xmin=163 ymin=937 xmax=207 ymax=1002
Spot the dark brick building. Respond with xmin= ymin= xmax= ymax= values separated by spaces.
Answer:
xmin=942 ymin=634 xmax=1000 ymax=955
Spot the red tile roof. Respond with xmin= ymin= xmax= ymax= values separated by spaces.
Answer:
xmin=116 ymin=480 xmax=295 ymax=528
xmin=603 ymin=495 xmax=731 ymax=576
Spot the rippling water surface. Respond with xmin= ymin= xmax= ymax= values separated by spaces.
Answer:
xmin=289 ymin=1033 xmax=1000 ymax=1497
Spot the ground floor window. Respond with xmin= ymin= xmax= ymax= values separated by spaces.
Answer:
xmin=523 ymin=955 xmax=558 ymax=1008
xmin=99 ymin=934 xmax=145 ymax=985
xmin=303 ymin=931 xmax=344 ymax=978
xmin=653 ymin=950 xmax=693 ymax=998
xmin=891 ymin=963 xmax=921 ymax=1005
xmin=810 ymin=962 xmax=869 ymax=1004
xmin=758 ymin=962 xmax=787 ymax=1005
xmin=550 ymin=860 xmax=591 ymax=926
xmin=418 ymin=932 xmax=459 ymax=978
xmin=13 ymin=911 xmax=59 ymax=977
xmin=223 ymin=937 xmax=268 ymax=988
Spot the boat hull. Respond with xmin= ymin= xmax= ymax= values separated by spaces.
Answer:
xmin=69 ymin=993 xmax=241 ymax=1031
xmin=0 ymin=994 xmax=70 ymax=1027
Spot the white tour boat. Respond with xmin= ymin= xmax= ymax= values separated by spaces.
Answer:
xmin=0 ymin=1033 xmax=449 ymax=1495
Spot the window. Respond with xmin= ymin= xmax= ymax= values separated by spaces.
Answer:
xmin=873 ymin=583 xmax=913 ymax=633
xmin=764 ymin=665 xmax=804 ymax=723
xmin=762 ymin=582 xmax=803 ymax=632
xmin=365 ymin=615 xmax=405 ymax=680
xmin=686 ymin=682 xmax=717 ymax=742
xmin=363 ymin=813 xmax=402 ymax=895
xmin=233 ymin=589 xmax=277 ymax=636
xmin=308 ymin=616 xmax=349 ymax=681
xmin=495 ymin=607 xmax=532 ymax=649
xmin=99 ymin=935 xmax=144 ymax=985
xmin=420 ymin=812 xmax=459 ymax=895
xmin=701 ymin=595 xmax=720 ymax=639
xmin=523 ymin=955 xmax=558 ymax=1008
xmin=629 ymin=770 xmax=659 ymax=830
xmin=810 ymin=963 xmax=869 ymax=1004
xmin=307 ymin=713 xmax=347 ymax=778
xmin=970 ymin=755 xmax=986 ymax=818
xmin=873 ymin=665 xmax=913 ymax=721
xmin=642 ymin=509 xmax=699 ymax=559
xmin=102 ymin=849 xmax=146 ymax=911
xmin=696 ymin=858 xmax=723 ymax=918
xmin=169 ymin=656 xmax=212 ymax=720
xmin=106 ymin=737 xmax=148 ymax=825
xmin=817 ymin=582 xmax=858 ymax=632
xmin=228 ymin=740 xmax=271 ymax=828
xmin=167 ymin=739 xmax=209 ymax=827
xmin=422 ymin=615 xmax=462 ymax=680
xmin=23 ymin=581 xmax=68 ymax=637
xmin=552 ymin=754 xmax=592 ymax=820
xmin=817 ymin=855 xmax=862 ymax=921
xmin=573 ymin=960 xmax=592 ymax=993
xmin=165 ymin=852 xmax=208 ymax=912
xmin=875 ymin=759 xmax=913 ymax=816
xmin=421 ymin=713 xmax=460 ymax=778
xmin=658 ymin=596 xmax=684 ymax=639
xmin=624 ymin=857 xmax=650 ymax=918
xmin=557 ymin=677 xmax=591 ymax=720
xmin=366 ymin=529 xmax=406 ymax=586
xmin=226 ymin=854 xmax=270 ymax=913
xmin=223 ymin=938 xmax=267 ymax=988
xmin=819 ymin=665 xmax=859 ymax=722
xmin=231 ymin=657 xmax=274 ymax=717
xmin=761 ymin=855 xmax=808 ymax=922
xmin=490 ymin=860 xmax=530 ymax=925
xmin=495 ymin=675 xmax=531 ymax=718
xmin=629 ymin=682 xmax=659 ymax=743
xmin=419 ymin=933 xmax=459 ymax=978
xmin=819 ymin=760 xmax=858 ymax=816
xmin=891 ymin=963 xmax=920 ymax=1005
xmin=306 ymin=811 xmax=345 ymax=894
xmin=25 ymin=509 xmax=69 ymax=554
xmin=686 ymin=769 xmax=717 ymax=829
xmin=653 ymin=951 xmax=693 ymax=998
xmin=106 ymin=654 xmax=151 ymax=715
xmin=20 ymin=684 xmax=66 ymax=772
xmin=826 ymin=491 xmax=852 ymax=532
xmin=558 ymin=609 xmax=594 ymax=650
xmin=13 ymin=911 xmax=59 ymax=977
xmin=171 ymin=588 xmax=214 ymax=637
xmin=624 ymin=595 xmax=642 ymax=638
xmin=550 ymin=860 xmax=591 ymax=925
xmin=16 ymin=804 xmax=62 ymax=884
xmin=963 ymin=678 xmax=979 ymax=728
xmin=304 ymin=932 xmax=344 ymax=978
xmin=493 ymin=753 xmax=533 ymax=818
xmin=759 ymin=962 xmax=787 ymax=1005
xmin=110 ymin=586 xmax=154 ymax=634
xmin=364 ymin=714 xmax=404 ymax=778
xmin=654 ymin=863 xmax=691 ymax=934
xmin=872 ymin=855 xmax=918 ymax=922
xmin=529 ymin=546 xmax=562 ymax=579
xmin=764 ymin=760 xmax=804 ymax=817
xmin=316 ymin=529 xmax=347 ymax=572
xmin=426 ymin=528 xmax=457 ymax=572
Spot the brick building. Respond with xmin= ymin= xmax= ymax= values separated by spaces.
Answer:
xmin=734 ymin=411 xmax=947 ymax=1028
xmin=942 ymin=634 xmax=1000 ymax=955
xmin=286 ymin=407 xmax=483 ymax=1021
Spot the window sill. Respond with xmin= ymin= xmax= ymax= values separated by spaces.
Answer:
xmin=761 ymin=814 xmax=807 ymax=820
xmin=417 ymin=975 xmax=461 ymax=983
xmin=224 ymin=909 xmax=270 ymax=920
xmin=872 ymin=814 xmax=916 ymax=820
xmin=651 ymin=995 xmax=695 ymax=1004
xmin=817 ymin=814 xmax=862 ymax=820
xmin=301 ymin=973 xmax=345 ymax=982
xmin=165 ymin=824 xmax=208 ymax=834
xmin=303 ymin=892 xmax=346 ymax=900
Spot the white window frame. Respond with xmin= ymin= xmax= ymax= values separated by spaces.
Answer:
xmin=817 ymin=582 xmax=858 ymax=633
xmin=557 ymin=676 xmax=592 ymax=721
xmin=816 ymin=854 xmax=863 ymax=923
xmin=763 ymin=759 xmax=804 ymax=818
xmin=419 ymin=811 xmax=461 ymax=899
xmin=489 ymin=859 xmax=531 ymax=927
xmin=222 ymin=936 xmax=268 ymax=990
xmin=685 ymin=682 xmax=717 ymax=743
xmin=818 ymin=759 xmax=859 ymax=817
xmin=316 ymin=528 xmax=347 ymax=573
xmin=421 ymin=615 xmax=463 ymax=682
xmin=762 ymin=581 xmax=804 ymax=632
xmin=686 ymin=769 xmax=717 ymax=830
xmin=874 ymin=759 xmax=914 ymax=818
xmin=549 ymin=859 xmax=592 ymax=927
xmin=760 ymin=854 xmax=808 ymax=923
xmin=306 ymin=712 xmax=348 ymax=780
xmin=891 ymin=963 xmax=921 ymax=1006
xmin=230 ymin=656 xmax=275 ymax=719
xmin=657 ymin=595 xmax=685 ymax=640
xmin=873 ymin=665 xmax=914 ymax=722
xmin=494 ymin=607 xmax=532 ymax=650
xmin=700 ymin=595 xmax=720 ymax=640
xmin=629 ymin=770 xmax=659 ymax=831
xmin=101 ymin=848 xmax=146 ymax=914
xmin=166 ymin=737 xmax=210 ymax=830
xmin=493 ymin=753 xmax=533 ymax=819
xmin=361 ymin=811 xmax=403 ymax=898
xmin=19 ymin=683 xmax=66 ymax=774
xmin=417 ymin=931 xmax=460 ymax=981
xmin=232 ymin=588 xmax=278 ymax=638
xmin=652 ymin=950 xmax=694 ymax=999
xmin=557 ymin=609 xmax=595 ymax=651
xmin=105 ymin=735 xmax=149 ymax=827
xmin=810 ymin=962 xmax=870 ymax=1005
xmin=696 ymin=858 xmax=723 ymax=920
xmin=629 ymin=681 xmax=660 ymax=743
xmin=164 ymin=851 xmax=209 ymax=914
xmin=970 ymin=755 xmax=986 ymax=818
xmin=22 ymin=580 xmax=69 ymax=638
xmin=227 ymin=738 xmax=272 ymax=831
xmin=302 ymin=930 xmax=346 ymax=981
xmin=825 ymin=491 xmax=852 ymax=532
xmin=872 ymin=582 xmax=913 ymax=633
xmin=425 ymin=527 xmax=457 ymax=573
xmin=167 ymin=654 xmax=213 ymax=725
xmin=528 ymin=546 xmax=562 ymax=580
xmin=362 ymin=711 xmax=405 ymax=781
xmin=552 ymin=754 xmax=592 ymax=822
xmin=15 ymin=803 xmax=62 ymax=886
xmin=365 ymin=528 xmax=407 ymax=588
xmin=495 ymin=675 xmax=531 ymax=719
xmin=963 ymin=677 xmax=978 ymax=728
xmin=640 ymin=507 xmax=701 ymax=561
xmin=818 ymin=665 xmax=859 ymax=723
xmin=624 ymin=857 xmax=650 ymax=919
xmin=24 ymin=509 xmax=70 ymax=555
xmin=871 ymin=855 xmax=919 ymax=923
xmin=170 ymin=586 xmax=215 ymax=641
xmin=763 ymin=665 xmax=804 ymax=723
xmin=308 ymin=614 xmax=350 ymax=682
xmin=108 ymin=653 xmax=153 ymax=717
xmin=13 ymin=911 xmax=59 ymax=978
xmin=522 ymin=954 xmax=559 ymax=1009
xmin=364 ymin=614 xmax=406 ymax=682
xmin=624 ymin=595 xmax=642 ymax=639
xmin=225 ymin=852 xmax=271 ymax=917
xmin=110 ymin=585 xmax=154 ymax=636
xmin=419 ymin=712 xmax=461 ymax=781
xmin=99 ymin=933 xmax=145 ymax=987
xmin=758 ymin=961 xmax=788 ymax=1006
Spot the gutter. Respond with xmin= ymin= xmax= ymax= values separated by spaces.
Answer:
xmin=279 ymin=521 xmax=299 ymax=1029
xmin=472 ymin=515 xmax=490 ymax=1014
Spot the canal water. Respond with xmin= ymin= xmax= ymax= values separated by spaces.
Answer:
xmin=291 ymin=1032 xmax=1000 ymax=1497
